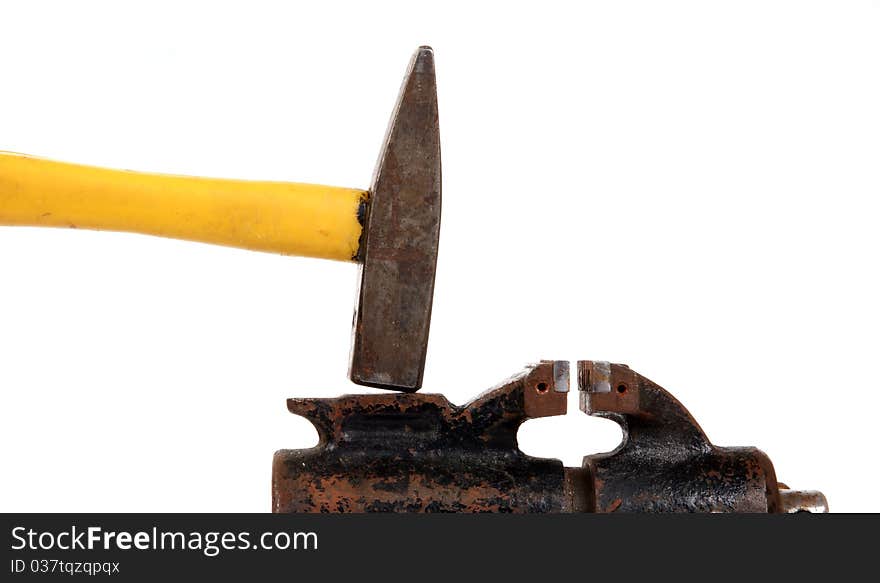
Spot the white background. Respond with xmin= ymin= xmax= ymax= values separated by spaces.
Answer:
xmin=1 ymin=1 xmax=877 ymax=512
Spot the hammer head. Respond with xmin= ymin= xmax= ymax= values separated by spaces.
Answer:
xmin=349 ymin=47 xmax=441 ymax=392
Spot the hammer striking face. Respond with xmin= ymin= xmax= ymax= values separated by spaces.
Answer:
xmin=0 ymin=47 xmax=441 ymax=392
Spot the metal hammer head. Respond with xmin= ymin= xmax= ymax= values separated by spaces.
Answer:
xmin=349 ymin=47 xmax=441 ymax=392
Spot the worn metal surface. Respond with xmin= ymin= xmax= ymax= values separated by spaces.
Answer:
xmin=778 ymin=487 xmax=829 ymax=513
xmin=273 ymin=361 xmax=568 ymax=512
xmin=580 ymin=360 xmax=782 ymax=512
xmin=349 ymin=46 xmax=442 ymax=392
xmin=274 ymin=360 xmax=826 ymax=513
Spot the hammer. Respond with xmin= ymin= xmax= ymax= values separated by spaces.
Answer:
xmin=0 ymin=47 xmax=441 ymax=392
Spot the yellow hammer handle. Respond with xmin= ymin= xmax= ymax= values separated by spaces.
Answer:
xmin=0 ymin=151 xmax=367 ymax=262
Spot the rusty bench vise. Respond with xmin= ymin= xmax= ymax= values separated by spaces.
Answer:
xmin=1 ymin=48 xmax=826 ymax=513
xmin=273 ymin=361 xmax=826 ymax=513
